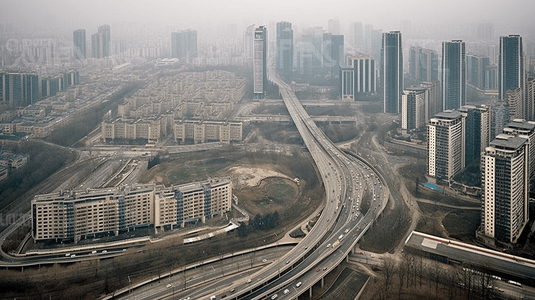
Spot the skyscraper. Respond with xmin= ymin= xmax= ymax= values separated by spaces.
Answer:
xmin=73 ymin=29 xmax=86 ymax=60
xmin=381 ymin=31 xmax=403 ymax=113
xmin=442 ymin=40 xmax=466 ymax=111
xmin=91 ymin=25 xmax=110 ymax=58
xmin=171 ymin=30 xmax=198 ymax=63
xmin=276 ymin=22 xmax=293 ymax=76
xmin=253 ymin=26 xmax=267 ymax=99
xmin=98 ymin=25 xmax=111 ymax=58
xmin=91 ymin=33 xmax=100 ymax=58
xmin=480 ymin=134 xmax=528 ymax=245
xmin=339 ymin=65 xmax=354 ymax=100
xmin=349 ymin=22 xmax=363 ymax=49
xmin=499 ymin=35 xmax=526 ymax=118
xmin=427 ymin=110 xmax=464 ymax=183
xmin=330 ymin=35 xmax=344 ymax=77
xmin=459 ymin=105 xmax=490 ymax=167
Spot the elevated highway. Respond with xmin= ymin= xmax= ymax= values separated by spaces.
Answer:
xmin=160 ymin=68 xmax=389 ymax=300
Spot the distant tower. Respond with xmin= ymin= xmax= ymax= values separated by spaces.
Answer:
xmin=91 ymin=25 xmax=110 ymax=58
xmin=73 ymin=29 xmax=86 ymax=60
xmin=499 ymin=35 xmax=526 ymax=118
xmin=381 ymin=31 xmax=403 ymax=113
xmin=442 ymin=40 xmax=466 ymax=111
xmin=328 ymin=18 xmax=340 ymax=35
xmin=253 ymin=26 xmax=267 ymax=99
xmin=91 ymin=33 xmax=100 ymax=58
xmin=98 ymin=24 xmax=111 ymax=58
xmin=276 ymin=22 xmax=293 ymax=76
xmin=171 ymin=30 xmax=197 ymax=63
xmin=480 ymin=134 xmax=528 ymax=245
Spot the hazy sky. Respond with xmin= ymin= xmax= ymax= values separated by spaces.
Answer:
xmin=1 ymin=0 xmax=534 ymax=34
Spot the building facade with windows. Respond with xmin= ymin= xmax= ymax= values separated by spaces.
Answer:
xmin=32 ymin=178 xmax=232 ymax=242
xmin=427 ymin=110 xmax=465 ymax=183
xmin=480 ymin=135 xmax=528 ymax=245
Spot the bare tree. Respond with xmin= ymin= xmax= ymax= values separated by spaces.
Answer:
xmin=381 ymin=256 xmax=397 ymax=291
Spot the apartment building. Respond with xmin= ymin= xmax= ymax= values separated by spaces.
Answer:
xmin=174 ymin=120 xmax=242 ymax=144
xmin=32 ymin=178 xmax=232 ymax=242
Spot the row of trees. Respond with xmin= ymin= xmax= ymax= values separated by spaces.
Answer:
xmin=376 ymin=253 xmax=504 ymax=300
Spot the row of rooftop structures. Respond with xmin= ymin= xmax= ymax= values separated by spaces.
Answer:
xmin=0 ymin=149 xmax=29 ymax=182
xmin=426 ymin=109 xmax=535 ymax=248
xmin=31 ymin=178 xmax=233 ymax=243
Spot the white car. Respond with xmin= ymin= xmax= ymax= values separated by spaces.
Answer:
xmin=296 ymin=282 xmax=302 ymax=287
xmin=166 ymin=284 xmax=172 ymax=288
xmin=283 ymin=289 xmax=290 ymax=294
xmin=271 ymin=294 xmax=277 ymax=299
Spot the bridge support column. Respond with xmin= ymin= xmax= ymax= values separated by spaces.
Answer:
xmin=321 ymin=277 xmax=324 ymax=287
xmin=309 ymin=286 xmax=313 ymax=298
xmin=346 ymin=254 xmax=349 ymax=262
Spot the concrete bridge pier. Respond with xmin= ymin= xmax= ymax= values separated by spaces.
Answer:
xmin=309 ymin=286 xmax=313 ymax=298
xmin=321 ymin=277 xmax=324 ymax=287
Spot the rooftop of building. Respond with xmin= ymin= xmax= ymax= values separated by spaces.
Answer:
xmin=433 ymin=110 xmax=463 ymax=119
xmin=491 ymin=134 xmax=527 ymax=150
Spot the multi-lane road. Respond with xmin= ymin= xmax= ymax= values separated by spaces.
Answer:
xmin=140 ymin=67 xmax=388 ymax=300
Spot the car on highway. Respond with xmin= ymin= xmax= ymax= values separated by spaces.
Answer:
xmin=262 ymin=259 xmax=267 ymax=262
xmin=316 ymin=268 xmax=320 ymax=272
xmin=283 ymin=289 xmax=290 ymax=294
xmin=271 ymin=294 xmax=278 ymax=299
xmin=296 ymin=282 xmax=302 ymax=288
xmin=166 ymin=284 xmax=172 ymax=288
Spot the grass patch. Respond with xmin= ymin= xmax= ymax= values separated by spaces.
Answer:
xmin=169 ymin=168 xmax=191 ymax=182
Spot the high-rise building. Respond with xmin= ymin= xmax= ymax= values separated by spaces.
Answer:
xmin=171 ymin=30 xmax=197 ymax=63
xmin=499 ymin=35 xmax=526 ymax=118
xmin=73 ymin=29 xmax=86 ymax=60
xmin=339 ymin=65 xmax=354 ymax=100
xmin=460 ymin=105 xmax=490 ymax=167
xmin=381 ymin=31 xmax=403 ymax=113
xmin=98 ymin=25 xmax=111 ymax=58
xmin=442 ymin=40 xmax=466 ymax=111
xmin=480 ymin=134 xmax=528 ymax=245
xmin=490 ymin=102 xmax=509 ymax=141
xmin=401 ymin=87 xmax=426 ymax=130
xmin=330 ymin=34 xmax=344 ymax=76
xmin=349 ymin=22 xmax=363 ymax=49
xmin=409 ymin=47 xmax=439 ymax=82
xmin=328 ymin=18 xmax=340 ymax=35
xmin=90 ymin=25 xmax=111 ymax=58
xmin=0 ymin=72 xmax=39 ymax=106
xmin=91 ymin=33 xmax=100 ymax=58
xmin=427 ymin=110 xmax=464 ymax=183
xmin=253 ymin=26 xmax=267 ymax=99
xmin=467 ymin=54 xmax=490 ymax=89
xmin=276 ymin=22 xmax=293 ymax=76
xmin=421 ymin=81 xmax=442 ymax=122
xmin=503 ymin=120 xmax=535 ymax=192
xmin=348 ymin=56 xmax=376 ymax=94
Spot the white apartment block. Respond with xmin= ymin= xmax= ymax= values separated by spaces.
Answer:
xmin=427 ymin=110 xmax=464 ymax=183
xmin=401 ymin=87 xmax=426 ymax=130
xmin=32 ymin=178 xmax=232 ymax=242
xmin=480 ymin=134 xmax=528 ymax=245
xmin=174 ymin=120 xmax=242 ymax=144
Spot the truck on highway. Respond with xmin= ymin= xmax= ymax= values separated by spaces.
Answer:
xmin=332 ymin=240 xmax=340 ymax=248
